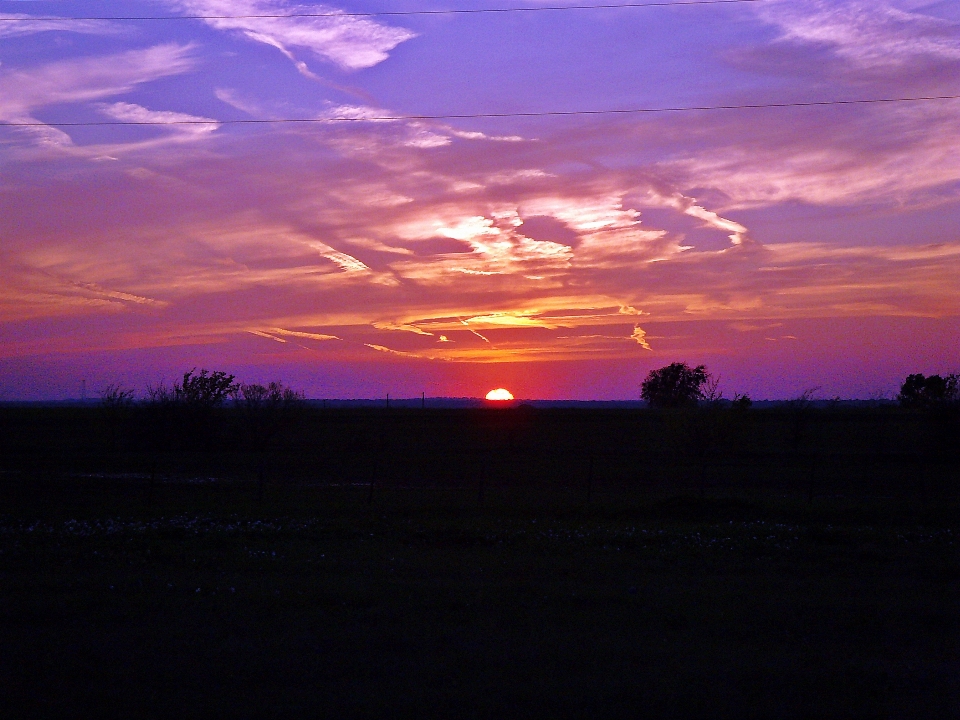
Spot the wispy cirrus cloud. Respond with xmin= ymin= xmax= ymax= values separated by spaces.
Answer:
xmin=312 ymin=104 xmax=528 ymax=154
xmin=650 ymin=2 xmax=960 ymax=210
xmin=0 ymin=44 xmax=196 ymax=120
xmin=248 ymin=328 xmax=339 ymax=343
xmin=171 ymin=0 xmax=416 ymax=73
xmin=0 ymin=44 xmax=199 ymax=156
xmin=373 ymin=322 xmax=434 ymax=336
xmin=0 ymin=13 xmax=119 ymax=39
xmin=661 ymin=98 xmax=960 ymax=208
xmin=0 ymin=260 xmax=167 ymax=323
xmin=758 ymin=0 xmax=960 ymax=72
xmin=98 ymin=102 xmax=220 ymax=138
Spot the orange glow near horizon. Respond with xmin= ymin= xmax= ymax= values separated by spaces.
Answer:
xmin=485 ymin=388 xmax=515 ymax=401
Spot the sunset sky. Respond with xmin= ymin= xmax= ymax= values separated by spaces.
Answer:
xmin=1 ymin=0 xmax=958 ymax=400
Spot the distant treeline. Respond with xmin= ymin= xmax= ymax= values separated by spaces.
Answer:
xmin=0 ymin=365 xmax=956 ymax=502
xmin=0 ymin=398 xmax=906 ymax=410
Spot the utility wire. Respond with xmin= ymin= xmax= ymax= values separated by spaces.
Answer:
xmin=2 ymin=95 xmax=958 ymax=128
xmin=0 ymin=0 xmax=766 ymax=21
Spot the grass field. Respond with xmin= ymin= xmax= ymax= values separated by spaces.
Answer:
xmin=2 ymin=477 xmax=958 ymax=718
xmin=1 ymin=407 xmax=958 ymax=717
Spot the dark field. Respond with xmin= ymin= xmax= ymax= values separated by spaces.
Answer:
xmin=1 ymin=406 xmax=958 ymax=718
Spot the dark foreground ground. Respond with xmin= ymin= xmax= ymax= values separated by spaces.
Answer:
xmin=2 ymin=473 xmax=958 ymax=719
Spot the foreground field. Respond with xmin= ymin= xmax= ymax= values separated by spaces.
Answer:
xmin=1 ymin=476 xmax=957 ymax=719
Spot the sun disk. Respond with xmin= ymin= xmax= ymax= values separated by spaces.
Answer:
xmin=485 ymin=388 xmax=514 ymax=401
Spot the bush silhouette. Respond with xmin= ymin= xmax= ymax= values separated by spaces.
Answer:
xmin=641 ymin=362 xmax=711 ymax=409
xmin=99 ymin=383 xmax=136 ymax=409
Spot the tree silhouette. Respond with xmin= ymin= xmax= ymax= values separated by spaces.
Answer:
xmin=238 ymin=382 xmax=304 ymax=501
xmin=145 ymin=369 xmax=238 ymax=451
xmin=147 ymin=369 xmax=238 ymax=407
xmin=239 ymin=381 xmax=302 ymax=412
xmin=641 ymin=362 xmax=711 ymax=409
xmin=238 ymin=381 xmax=304 ymax=448
xmin=174 ymin=369 xmax=238 ymax=407
xmin=898 ymin=373 xmax=959 ymax=409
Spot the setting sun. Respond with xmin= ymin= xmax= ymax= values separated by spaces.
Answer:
xmin=485 ymin=388 xmax=515 ymax=401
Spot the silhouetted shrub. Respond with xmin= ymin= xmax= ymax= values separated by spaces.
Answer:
xmin=99 ymin=384 xmax=136 ymax=451
xmin=99 ymin=384 xmax=136 ymax=409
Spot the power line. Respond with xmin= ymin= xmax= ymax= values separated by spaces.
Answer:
xmin=2 ymin=95 xmax=958 ymax=128
xmin=0 ymin=0 xmax=766 ymax=22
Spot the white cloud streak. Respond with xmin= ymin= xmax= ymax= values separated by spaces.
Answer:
xmin=0 ymin=44 xmax=196 ymax=121
xmin=172 ymin=0 xmax=416 ymax=71
xmin=98 ymin=102 xmax=220 ymax=137
xmin=0 ymin=13 xmax=118 ymax=39
xmin=759 ymin=0 xmax=960 ymax=70
xmin=0 ymin=44 xmax=200 ymax=156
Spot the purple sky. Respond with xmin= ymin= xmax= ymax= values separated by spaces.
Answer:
xmin=1 ymin=0 xmax=958 ymax=400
